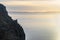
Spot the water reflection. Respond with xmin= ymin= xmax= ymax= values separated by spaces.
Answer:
xmin=9 ymin=13 xmax=57 ymax=40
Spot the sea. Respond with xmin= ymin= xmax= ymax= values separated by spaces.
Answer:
xmin=8 ymin=12 xmax=60 ymax=40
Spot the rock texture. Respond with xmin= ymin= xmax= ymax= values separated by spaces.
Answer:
xmin=0 ymin=4 xmax=25 ymax=40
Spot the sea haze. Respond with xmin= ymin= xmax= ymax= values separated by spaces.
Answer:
xmin=8 ymin=12 xmax=58 ymax=40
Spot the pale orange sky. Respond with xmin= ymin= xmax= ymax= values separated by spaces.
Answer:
xmin=0 ymin=0 xmax=60 ymax=12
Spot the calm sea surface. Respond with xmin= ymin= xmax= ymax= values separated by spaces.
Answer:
xmin=8 ymin=12 xmax=60 ymax=40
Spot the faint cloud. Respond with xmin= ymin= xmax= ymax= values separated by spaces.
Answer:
xmin=0 ymin=0 xmax=53 ymax=1
xmin=0 ymin=0 xmax=60 ymax=12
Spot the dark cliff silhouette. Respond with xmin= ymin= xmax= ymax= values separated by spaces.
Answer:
xmin=0 ymin=4 xmax=25 ymax=40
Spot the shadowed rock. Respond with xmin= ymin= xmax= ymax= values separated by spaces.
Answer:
xmin=0 ymin=4 xmax=25 ymax=40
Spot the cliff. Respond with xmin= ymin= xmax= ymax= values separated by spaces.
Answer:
xmin=0 ymin=4 xmax=25 ymax=40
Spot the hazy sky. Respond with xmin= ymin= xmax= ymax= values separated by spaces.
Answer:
xmin=0 ymin=0 xmax=60 ymax=12
xmin=0 ymin=0 xmax=53 ymax=1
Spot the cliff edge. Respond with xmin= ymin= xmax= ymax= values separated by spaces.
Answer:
xmin=0 ymin=4 xmax=25 ymax=40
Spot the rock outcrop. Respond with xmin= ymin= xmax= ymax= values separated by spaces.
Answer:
xmin=0 ymin=4 xmax=25 ymax=40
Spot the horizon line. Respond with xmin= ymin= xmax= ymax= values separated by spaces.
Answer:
xmin=8 ymin=11 xmax=60 ymax=13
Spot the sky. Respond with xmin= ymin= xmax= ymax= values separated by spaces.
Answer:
xmin=0 ymin=0 xmax=53 ymax=1
xmin=0 ymin=0 xmax=60 ymax=12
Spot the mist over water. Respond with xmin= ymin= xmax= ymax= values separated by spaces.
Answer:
xmin=8 ymin=12 xmax=58 ymax=40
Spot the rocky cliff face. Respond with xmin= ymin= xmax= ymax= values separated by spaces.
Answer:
xmin=0 ymin=4 xmax=25 ymax=40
